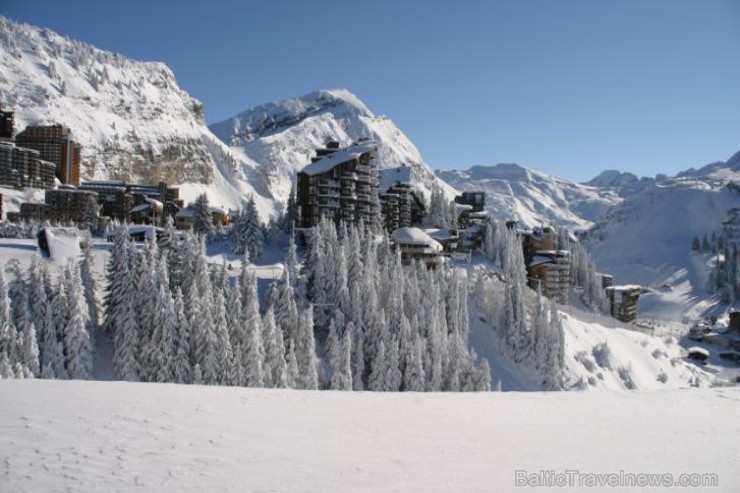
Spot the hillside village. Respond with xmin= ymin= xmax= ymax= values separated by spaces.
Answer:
xmin=1 ymin=94 xmax=735 ymax=392
xmin=0 ymin=15 xmax=738 ymax=395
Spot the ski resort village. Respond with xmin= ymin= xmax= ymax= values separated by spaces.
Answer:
xmin=1 ymin=9 xmax=739 ymax=493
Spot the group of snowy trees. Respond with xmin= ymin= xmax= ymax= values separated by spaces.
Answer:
xmin=482 ymin=219 xmax=608 ymax=314
xmin=426 ymin=185 xmax=457 ymax=228
xmin=303 ymin=219 xmax=491 ymax=391
xmin=692 ymin=232 xmax=723 ymax=255
xmin=0 ymin=207 xmax=576 ymax=392
xmin=707 ymin=242 xmax=740 ymax=304
xmin=230 ymin=195 xmax=265 ymax=260
xmin=104 ymin=226 xmax=318 ymax=388
xmin=0 ymin=242 xmax=97 ymax=380
xmin=476 ymin=223 xmax=566 ymax=390
xmin=566 ymin=235 xmax=610 ymax=312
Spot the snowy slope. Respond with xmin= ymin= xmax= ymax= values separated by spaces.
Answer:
xmin=469 ymin=301 xmax=713 ymax=391
xmin=437 ymin=163 xmax=621 ymax=229
xmin=0 ymin=16 xmax=277 ymax=217
xmin=210 ymin=89 xmax=457 ymax=202
xmin=585 ymin=178 xmax=740 ymax=321
xmin=1 ymin=380 xmax=737 ymax=493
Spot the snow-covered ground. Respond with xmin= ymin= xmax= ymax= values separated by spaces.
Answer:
xmin=0 ymin=380 xmax=737 ymax=493
xmin=587 ymin=182 xmax=740 ymax=323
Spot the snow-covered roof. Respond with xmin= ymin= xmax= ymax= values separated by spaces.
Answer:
xmin=607 ymin=284 xmax=642 ymax=292
xmin=210 ymin=205 xmax=228 ymax=215
xmin=424 ymin=228 xmax=458 ymax=241
xmin=301 ymin=141 xmax=378 ymax=176
xmin=83 ymin=180 xmax=126 ymax=186
xmin=130 ymin=203 xmax=151 ymax=213
xmin=391 ymin=227 xmax=443 ymax=253
xmin=175 ymin=207 xmax=195 ymax=218
xmin=455 ymin=203 xmax=473 ymax=215
xmin=145 ymin=197 xmax=163 ymax=208
xmin=42 ymin=228 xmax=81 ymax=261
xmin=379 ymin=166 xmax=413 ymax=190
xmin=469 ymin=211 xmax=490 ymax=219
xmin=687 ymin=347 xmax=709 ymax=357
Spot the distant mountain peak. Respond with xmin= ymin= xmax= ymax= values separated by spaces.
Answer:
xmin=213 ymin=88 xmax=374 ymax=145
xmin=210 ymin=89 xmax=455 ymax=202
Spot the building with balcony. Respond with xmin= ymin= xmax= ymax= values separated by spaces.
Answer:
xmin=0 ymin=104 xmax=14 ymax=140
xmin=297 ymin=140 xmax=379 ymax=229
xmin=606 ymin=285 xmax=642 ymax=323
xmin=44 ymin=188 xmax=98 ymax=223
xmin=528 ymin=250 xmax=571 ymax=304
xmin=378 ymin=166 xmax=426 ymax=231
xmin=0 ymin=141 xmax=56 ymax=189
xmin=391 ymin=227 xmax=444 ymax=266
xmin=79 ymin=180 xmax=182 ymax=223
xmin=15 ymin=124 xmax=81 ymax=186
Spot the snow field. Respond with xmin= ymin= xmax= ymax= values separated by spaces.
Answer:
xmin=1 ymin=379 xmax=738 ymax=493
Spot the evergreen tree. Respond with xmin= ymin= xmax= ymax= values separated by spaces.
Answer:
xmin=283 ymin=184 xmax=300 ymax=232
xmin=295 ymin=308 xmax=319 ymax=390
xmin=274 ymin=271 xmax=299 ymax=348
xmin=80 ymin=238 xmax=101 ymax=329
xmin=262 ymin=308 xmax=288 ymax=388
xmin=193 ymin=363 xmax=203 ymax=385
xmin=213 ymin=286 xmax=235 ymax=385
xmin=192 ymin=193 xmax=214 ymax=237
xmin=329 ymin=320 xmax=353 ymax=391
xmin=286 ymin=339 xmax=300 ymax=389
xmin=404 ymin=335 xmax=426 ymax=392
xmin=62 ymin=261 xmax=93 ymax=379
xmin=0 ymin=270 xmax=16 ymax=364
xmin=244 ymin=196 xmax=264 ymax=261
xmin=702 ymin=233 xmax=710 ymax=253
xmin=172 ymin=288 xmax=192 ymax=384
xmin=16 ymin=298 xmax=39 ymax=377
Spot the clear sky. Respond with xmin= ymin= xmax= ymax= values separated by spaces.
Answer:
xmin=3 ymin=0 xmax=740 ymax=181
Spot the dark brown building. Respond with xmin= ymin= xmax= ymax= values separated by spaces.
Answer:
xmin=0 ymin=141 xmax=56 ymax=189
xmin=0 ymin=105 xmax=14 ymax=140
xmin=297 ymin=141 xmax=380 ymax=229
xmin=528 ymin=250 xmax=571 ymax=304
xmin=455 ymin=191 xmax=486 ymax=213
xmin=15 ymin=124 xmax=81 ymax=186
xmin=379 ymin=166 xmax=425 ymax=231
xmin=44 ymin=188 xmax=98 ymax=223
xmin=79 ymin=180 xmax=182 ymax=223
xmin=606 ymin=285 xmax=641 ymax=323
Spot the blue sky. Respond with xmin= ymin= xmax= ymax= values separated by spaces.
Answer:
xmin=3 ymin=0 xmax=740 ymax=181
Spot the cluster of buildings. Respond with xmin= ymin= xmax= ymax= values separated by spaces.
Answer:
xmin=0 ymin=105 xmax=232 ymax=230
xmin=0 ymin=105 xmax=71 ymax=190
xmin=296 ymin=140 xmax=491 ymax=267
xmin=520 ymin=226 xmax=571 ymax=305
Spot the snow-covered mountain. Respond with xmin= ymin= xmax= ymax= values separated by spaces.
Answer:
xmin=437 ymin=163 xmax=622 ymax=230
xmin=209 ymin=89 xmax=456 ymax=203
xmin=583 ymin=170 xmax=655 ymax=197
xmin=584 ymin=153 xmax=740 ymax=320
xmin=0 ymin=16 xmax=276 ymax=215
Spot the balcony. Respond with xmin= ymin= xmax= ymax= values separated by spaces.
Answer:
xmin=355 ymin=193 xmax=371 ymax=202
xmin=317 ymin=179 xmax=340 ymax=188
xmin=316 ymin=188 xmax=340 ymax=198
